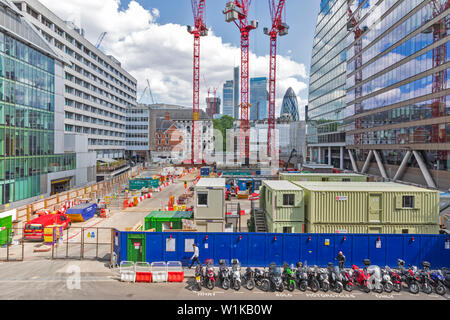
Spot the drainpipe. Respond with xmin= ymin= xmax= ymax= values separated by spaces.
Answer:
xmin=412 ymin=151 xmax=437 ymax=189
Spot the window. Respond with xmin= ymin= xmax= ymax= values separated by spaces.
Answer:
xmin=322 ymin=177 xmax=329 ymax=182
xmin=283 ymin=194 xmax=295 ymax=206
xmin=197 ymin=192 xmax=208 ymax=206
xmin=342 ymin=178 xmax=350 ymax=182
xmin=283 ymin=227 xmax=292 ymax=234
xmin=402 ymin=196 xmax=414 ymax=209
xmin=402 ymin=229 xmax=409 ymax=234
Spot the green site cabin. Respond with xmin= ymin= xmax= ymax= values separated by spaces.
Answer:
xmin=0 ymin=215 xmax=12 ymax=246
xmin=280 ymin=172 xmax=367 ymax=182
xmin=144 ymin=211 xmax=193 ymax=232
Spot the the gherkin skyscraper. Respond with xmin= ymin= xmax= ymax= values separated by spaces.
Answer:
xmin=280 ymin=87 xmax=299 ymax=121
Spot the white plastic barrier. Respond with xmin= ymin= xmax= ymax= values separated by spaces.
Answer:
xmin=151 ymin=261 xmax=168 ymax=283
xmin=120 ymin=261 xmax=136 ymax=282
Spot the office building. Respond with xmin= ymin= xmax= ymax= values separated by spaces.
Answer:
xmin=0 ymin=0 xmax=96 ymax=208
xmin=222 ymin=80 xmax=234 ymax=117
xmin=233 ymin=66 xmax=240 ymax=119
xmin=126 ymin=104 xmax=149 ymax=163
xmin=14 ymin=0 xmax=138 ymax=162
xmin=206 ymin=96 xmax=221 ymax=118
xmin=345 ymin=0 xmax=449 ymax=190
xmin=280 ymin=87 xmax=300 ymax=121
xmin=306 ymin=0 xmax=348 ymax=170
xmin=250 ymin=77 xmax=268 ymax=120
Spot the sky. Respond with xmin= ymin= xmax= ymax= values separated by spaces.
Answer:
xmin=40 ymin=0 xmax=320 ymax=119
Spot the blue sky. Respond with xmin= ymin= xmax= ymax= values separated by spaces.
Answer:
xmin=119 ymin=0 xmax=320 ymax=80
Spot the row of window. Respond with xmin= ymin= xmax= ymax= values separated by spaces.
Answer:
xmin=87 ymin=138 xmax=125 ymax=146
xmin=126 ymin=125 xmax=148 ymax=130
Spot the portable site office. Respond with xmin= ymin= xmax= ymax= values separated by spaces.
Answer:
xmin=280 ymin=173 xmax=367 ymax=182
xmin=292 ymin=181 xmax=440 ymax=234
xmin=0 ymin=215 xmax=12 ymax=246
xmin=194 ymin=178 xmax=226 ymax=232
xmin=259 ymin=180 xmax=305 ymax=234
xmin=144 ymin=211 xmax=193 ymax=232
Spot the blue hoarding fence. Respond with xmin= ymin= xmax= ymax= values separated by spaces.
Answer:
xmin=113 ymin=231 xmax=450 ymax=268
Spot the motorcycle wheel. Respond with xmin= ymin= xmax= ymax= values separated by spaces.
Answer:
xmin=335 ymin=282 xmax=343 ymax=293
xmin=279 ymin=283 xmax=284 ymax=292
xmin=363 ymin=286 xmax=370 ymax=293
xmin=321 ymin=282 xmax=329 ymax=292
xmin=310 ymin=280 xmax=320 ymax=293
xmin=375 ymin=286 xmax=383 ymax=294
xmin=422 ymin=284 xmax=432 ymax=294
xmin=255 ymin=280 xmax=262 ymax=287
xmin=383 ymin=283 xmax=393 ymax=293
xmin=261 ymin=279 xmax=270 ymax=292
xmin=207 ymin=279 xmax=215 ymax=290
xmin=409 ymin=282 xmax=419 ymax=294
xmin=246 ymin=279 xmax=255 ymax=291
xmin=344 ymin=283 xmax=353 ymax=292
xmin=299 ymin=281 xmax=308 ymax=292
xmin=288 ymin=282 xmax=295 ymax=292
xmin=270 ymin=282 xmax=276 ymax=292
xmin=393 ymin=283 xmax=402 ymax=292
xmin=435 ymin=285 xmax=446 ymax=296
xmin=222 ymin=278 xmax=230 ymax=290
xmin=233 ymin=281 xmax=241 ymax=291
xmin=196 ymin=282 xmax=202 ymax=291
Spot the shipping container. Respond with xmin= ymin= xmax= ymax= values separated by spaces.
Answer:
xmin=292 ymin=181 xmax=440 ymax=234
xmin=144 ymin=211 xmax=193 ymax=232
xmin=0 ymin=215 xmax=12 ymax=246
xmin=260 ymin=180 xmax=305 ymax=233
xmin=194 ymin=178 xmax=226 ymax=232
xmin=65 ymin=203 xmax=98 ymax=222
xmin=280 ymin=173 xmax=367 ymax=182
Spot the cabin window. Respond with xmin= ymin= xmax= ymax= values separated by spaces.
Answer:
xmin=402 ymin=196 xmax=414 ymax=209
xmin=197 ymin=192 xmax=208 ymax=206
xmin=283 ymin=194 xmax=295 ymax=206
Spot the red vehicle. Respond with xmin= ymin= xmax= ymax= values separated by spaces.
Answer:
xmin=24 ymin=213 xmax=71 ymax=241
xmin=352 ymin=264 xmax=370 ymax=293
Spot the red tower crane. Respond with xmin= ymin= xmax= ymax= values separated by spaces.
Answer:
xmin=264 ymin=0 xmax=288 ymax=160
xmin=223 ymin=1 xmax=258 ymax=165
xmin=188 ymin=0 xmax=208 ymax=164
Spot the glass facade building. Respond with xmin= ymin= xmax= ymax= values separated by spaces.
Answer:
xmin=222 ymin=80 xmax=234 ymax=117
xmin=250 ymin=77 xmax=268 ymax=121
xmin=0 ymin=4 xmax=75 ymax=206
xmin=233 ymin=66 xmax=240 ymax=119
xmin=280 ymin=87 xmax=300 ymax=121
xmin=345 ymin=0 xmax=449 ymax=189
xmin=307 ymin=0 xmax=348 ymax=169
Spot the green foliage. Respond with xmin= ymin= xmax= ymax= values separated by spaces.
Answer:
xmin=213 ymin=115 xmax=234 ymax=151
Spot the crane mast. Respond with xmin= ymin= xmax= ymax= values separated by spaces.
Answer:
xmin=188 ymin=0 xmax=208 ymax=164
xmin=223 ymin=1 xmax=258 ymax=165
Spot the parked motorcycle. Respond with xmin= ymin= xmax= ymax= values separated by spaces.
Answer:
xmin=306 ymin=266 xmax=320 ymax=292
xmin=296 ymin=262 xmax=309 ymax=292
xmin=380 ymin=267 xmax=393 ymax=293
xmin=230 ymin=259 xmax=242 ymax=291
xmin=418 ymin=261 xmax=433 ymax=294
xmin=254 ymin=268 xmax=270 ymax=292
xmin=386 ymin=266 xmax=402 ymax=292
xmin=429 ymin=269 xmax=447 ymax=295
xmin=314 ymin=266 xmax=330 ymax=292
xmin=442 ymin=267 xmax=450 ymax=288
xmin=218 ymin=259 xmax=231 ymax=290
xmin=194 ymin=263 xmax=204 ymax=291
xmin=327 ymin=263 xmax=343 ymax=293
xmin=363 ymin=260 xmax=383 ymax=293
xmin=268 ymin=263 xmax=284 ymax=292
xmin=282 ymin=263 xmax=297 ymax=292
xmin=398 ymin=259 xmax=420 ymax=294
xmin=352 ymin=264 xmax=371 ymax=293
xmin=340 ymin=268 xmax=354 ymax=292
xmin=204 ymin=259 xmax=216 ymax=290
xmin=242 ymin=267 xmax=256 ymax=290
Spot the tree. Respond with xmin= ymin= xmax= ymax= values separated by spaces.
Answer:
xmin=213 ymin=115 xmax=234 ymax=151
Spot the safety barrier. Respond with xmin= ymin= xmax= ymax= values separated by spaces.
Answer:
xmin=151 ymin=261 xmax=168 ymax=282
xmin=113 ymin=231 xmax=450 ymax=268
xmin=135 ymin=262 xmax=152 ymax=283
xmin=168 ymin=261 xmax=184 ymax=282
xmin=120 ymin=261 xmax=136 ymax=282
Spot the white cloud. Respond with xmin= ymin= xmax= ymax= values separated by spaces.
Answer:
xmin=40 ymin=0 xmax=308 ymax=109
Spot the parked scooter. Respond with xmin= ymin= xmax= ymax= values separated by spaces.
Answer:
xmin=268 ymin=263 xmax=284 ymax=292
xmin=352 ymin=264 xmax=371 ymax=293
xmin=218 ymin=259 xmax=231 ymax=290
xmin=315 ymin=266 xmax=330 ymax=292
xmin=242 ymin=267 xmax=256 ymax=290
xmin=204 ymin=259 xmax=216 ymax=290
xmin=194 ymin=263 xmax=204 ymax=291
xmin=442 ymin=267 xmax=450 ymax=288
xmin=296 ymin=262 xmax=309 ymax=292
xmin=340 ymin=268 xmax=354 ymax=292
xmin=327 ymin=263 xmax=343 ymax=293
xmin=386 ymin=266 xmax=402 ymax=292
xmin=380 ymin=267 xmax=393 ymax=293
xmin=254 ymin=268 xmax=270 ymax=292
xmin=429 ymin=269 xmax=447 ymax=295
xmin=398 ymin=259 xmax=420 ymax=294
xmin=230 ymin=259 xmax=242 ymax=291
xmin=418 ymin=261 xmax=433 ymax=294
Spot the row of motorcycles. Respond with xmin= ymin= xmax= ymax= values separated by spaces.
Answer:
xmin=193 ymin=258 xmax=450 ymax=295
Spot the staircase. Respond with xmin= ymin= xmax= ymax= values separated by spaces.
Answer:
xmin=254 ymin=209 xmax=267 ymax=232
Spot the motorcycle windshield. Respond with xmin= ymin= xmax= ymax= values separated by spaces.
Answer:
xmin=273 ymin=268 xmax=282 ymax=276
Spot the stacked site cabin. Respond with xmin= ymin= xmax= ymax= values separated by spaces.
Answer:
xmin=293 ymin=181 xmax=440 ymax=234
xmin=280 ymin=173 xmax=367 ymax=182
xmin=259 ymin=180 xmax=305 ymax=233
xmin=194 ymin=178 xmax=226 ymax=232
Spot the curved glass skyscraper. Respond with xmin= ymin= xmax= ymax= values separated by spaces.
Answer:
xmin=307 ymin=0 xmax=348 ymax=169
xmin=280 ymin=87 xmax=299 ymax=121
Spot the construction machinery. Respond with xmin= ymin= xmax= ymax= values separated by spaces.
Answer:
xmin=188 ymin=0 xmax=209 ymax=164
xmin=223 ymin=1 xmax=258 ymax=166
xmin=95 ymin=32 xmax=107 ymax=48
xmin=264 ymin=0 xmax=289 ymax=162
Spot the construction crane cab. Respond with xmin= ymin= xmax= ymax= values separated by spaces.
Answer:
xmin=278 ymin=23 xmax=289 ymax=36
xmin=223 ymin=1 xmax=245 ymax=22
